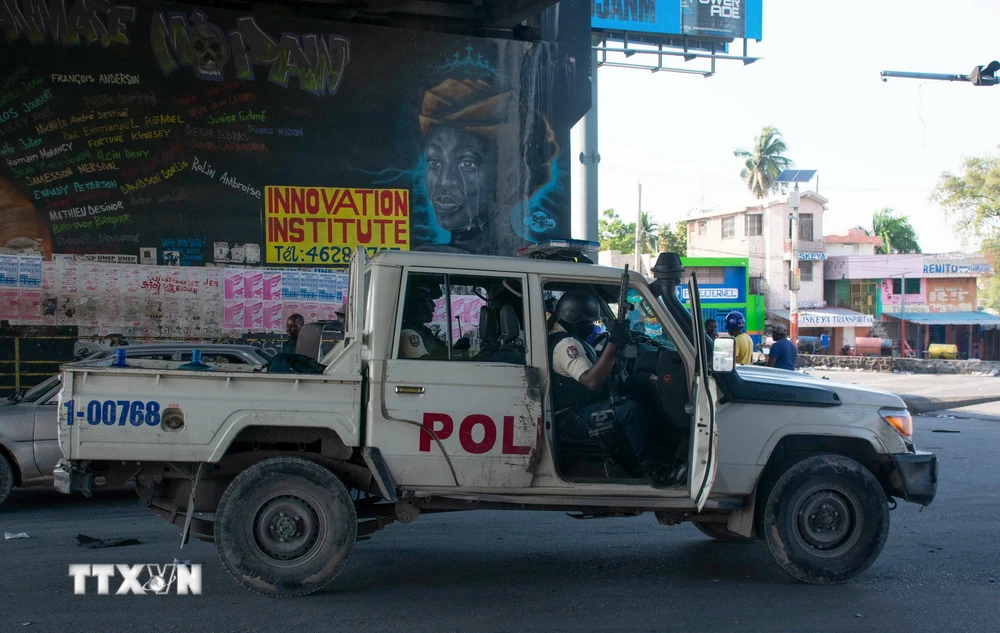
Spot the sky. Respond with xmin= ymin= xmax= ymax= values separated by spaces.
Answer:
xmin=588 ymin=0 xmax=1000 ymax=254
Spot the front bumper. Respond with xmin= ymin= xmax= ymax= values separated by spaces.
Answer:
xmin=53 ymin=461 xmax=93 ymax=496
xmin=888 ymin=451 xmax=938 ymax=506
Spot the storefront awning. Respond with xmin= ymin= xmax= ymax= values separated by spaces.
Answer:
xmin=881 ymin=311 xmax=1000 ymax=328
xmin=768 ymin=308 xmax=874 ymax=328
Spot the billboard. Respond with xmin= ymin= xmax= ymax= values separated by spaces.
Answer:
xmin=592 ymin=0 xmax=762 ymax=40
xmin=0 ymin=0 xmax=585 ymax=267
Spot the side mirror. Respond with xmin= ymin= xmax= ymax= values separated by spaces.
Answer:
xmin=711 ymin=337 xmax=736 ymax=374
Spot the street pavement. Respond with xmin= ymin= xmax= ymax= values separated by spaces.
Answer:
xmin=1 ymin=413 xmax=997 ymax=633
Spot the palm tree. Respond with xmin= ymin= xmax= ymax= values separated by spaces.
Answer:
xmin=734 ymin=126 xmax=793 ymax=199
xmin=858 ymin=208 xmax=921 ymax=254
xmin=638 ymin=212 xmax=660 ymax=254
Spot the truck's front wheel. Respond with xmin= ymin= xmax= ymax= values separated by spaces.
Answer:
xmin=762 ymin=453 xmax=889 ymax=584
xmin=215 ymin=457 xmax=357 ymax=597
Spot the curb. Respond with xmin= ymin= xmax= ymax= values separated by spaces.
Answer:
xmin=900 ymin=394 xmax=1000 ymax=415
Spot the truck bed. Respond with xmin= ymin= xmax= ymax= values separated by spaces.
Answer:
xmin=58 ymin=360 xmax=362 ymax=463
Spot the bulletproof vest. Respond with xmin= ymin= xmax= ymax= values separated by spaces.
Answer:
xmin=548 ymin=331 xmax=606 ymax=412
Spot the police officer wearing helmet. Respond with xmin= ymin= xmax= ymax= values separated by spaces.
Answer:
xmin=399 ymin=281 xmax=448 ymax=360
xmin=726 ymin=311 xmax=754 ymax=365
xmin=549 ymin=290 xmax=686 ymax=488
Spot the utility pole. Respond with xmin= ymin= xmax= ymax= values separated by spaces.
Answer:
xmin=789 ymin=183 xmax=800 ymax=346
xmin=899 ymin=273 xmax=906 ymax=357
xmin=634 ymin=181 xmax=642 ymax=273
xmin=880 ymin=61 xmax=999 ymax=86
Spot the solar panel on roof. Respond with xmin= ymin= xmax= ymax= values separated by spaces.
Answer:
xmin=776 ymin=169 xmax=817 ymax=183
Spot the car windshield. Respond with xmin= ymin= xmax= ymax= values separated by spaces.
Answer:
xmin=18 ymin=375 xmax=61 ymax=404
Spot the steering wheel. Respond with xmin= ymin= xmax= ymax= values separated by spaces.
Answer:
xmin=591 ymin=331 xmax=611 ymax=351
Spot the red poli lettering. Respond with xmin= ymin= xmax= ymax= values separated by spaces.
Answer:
xmin=419 ymin=413 xmax=531 ymax=455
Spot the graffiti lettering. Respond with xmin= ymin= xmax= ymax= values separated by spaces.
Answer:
xmin=51 ymin=73 xmax=95 ymax=84
xmin=0 ymin=0 xmax=136 ymax=46
xmin=98 ymin=72 xmax=139 ymax=85
xmin=150 ymin=10 xmax=349 ymax=95
xmin=21 ymin=87 xmax=52 ymax=112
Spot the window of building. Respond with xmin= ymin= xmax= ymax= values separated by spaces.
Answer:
xmin=697 ymin=220 xmax=707 ymax=236
xmin=891 ymin=278 xmax=921 ymax=294
xmin=685 ymin=267 xmax=726 ymax=285
xmin=396 ymin=272 xmax=526 ymax=364
xmin=799 ymin=213 xmax=814 ymax=241
xmin=799 ymin=261 xmax=814 ymax=282
xmin=745 ymin=214 xmax=763 ymax=236
xmin=721 ymin=216 xmax=736 ymax=239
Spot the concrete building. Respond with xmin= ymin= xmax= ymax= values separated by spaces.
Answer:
xmin=825 ymin=252 xmax=1000 ymax=359
xmin=686 ymin=191 xmax=828 ymax=312
xmin=824 ymin=228 xmax=882 ymax=258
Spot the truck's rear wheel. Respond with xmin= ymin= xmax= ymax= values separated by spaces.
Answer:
xmin=693 ymin=521 xmax=756 ymax=543
xmin=762 ymin=453 xmax=889 ymax=584
xmin=0 ymin=453 xmax=13 ymax=507
xmin=215 ymin=457 xmax=357 ymax=597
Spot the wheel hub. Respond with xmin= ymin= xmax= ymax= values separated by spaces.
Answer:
xmin=253 ymin=495 xmax=320 ymax=561
xmin=796 ymin=489 xmax=856 ymax=551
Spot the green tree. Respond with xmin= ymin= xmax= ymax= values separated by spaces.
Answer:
xmin=599 ymin=209 xmax=662 ymax=254
xmin=933 ymin=150 xmax=1000 ymax=256
xmin=857 ymin=208 xmax=921 ymax=254
xmin=638 ymin=212 xmax=660 ymax=254
xmin=598 ymin=208 xmax=635 ymax=253
xmin=657 ymin=222 xmax=688 ymax=257
xmin=733 ymin=126 xmax=793 ymax=199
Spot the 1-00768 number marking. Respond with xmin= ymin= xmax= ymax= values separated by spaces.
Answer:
xmin=63 ymin=400 xmax=162 ymax=426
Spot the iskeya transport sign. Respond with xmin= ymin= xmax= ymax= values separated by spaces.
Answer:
xmin=265 ymin=186 xmax=410 ymax=265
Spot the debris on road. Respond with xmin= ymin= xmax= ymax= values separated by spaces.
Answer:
xmin=4 ymin=532 xmax=30 ymax=540
xmin=76 ymin=534 xmax=140 ymax=549
xmin=932 ymin=429 xmax=961 ymax=433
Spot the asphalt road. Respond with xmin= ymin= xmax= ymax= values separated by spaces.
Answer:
xmin=1 ymin=414 xmax=996 ymax=633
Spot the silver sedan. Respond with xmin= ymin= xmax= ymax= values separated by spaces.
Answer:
xmin=0 ymin=344 xmax=273 ymax=507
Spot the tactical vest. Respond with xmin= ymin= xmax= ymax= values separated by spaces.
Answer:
xmin=548 ymin=331 xmax=606 ymax=412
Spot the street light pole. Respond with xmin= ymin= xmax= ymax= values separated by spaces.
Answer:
xmin=634 ymin=181 xmax=642 ymax=273
xmin=789 ymin=183 xmax=800 ymax=346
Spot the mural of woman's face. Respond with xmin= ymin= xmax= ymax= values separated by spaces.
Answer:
xmin=424 ymin=127 xmax=496 ymax=234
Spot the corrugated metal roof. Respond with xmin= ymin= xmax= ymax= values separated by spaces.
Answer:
xmin=881 ymin=311 xmax=1000 ymax=326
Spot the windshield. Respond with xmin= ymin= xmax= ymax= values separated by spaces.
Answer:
xmin=18 ymin=375 xmax=61 ymax=404
xmin=607 ymin=289 xmax=677 ymax=350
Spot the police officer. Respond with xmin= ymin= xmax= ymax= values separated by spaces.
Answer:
xmin=399 ymin=282 xmax=448 ymax=360
xmin=548 ymin=290 xmax=686 ymax=488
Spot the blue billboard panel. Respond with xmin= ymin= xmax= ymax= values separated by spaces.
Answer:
xmin=592 ymin=0 xmax=762 ymax=40
xmin=592 ymin=0 xmax=681 ymax=35
xmin=677 ymin=266 xmax=746 ymax=304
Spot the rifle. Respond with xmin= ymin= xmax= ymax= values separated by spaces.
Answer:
xmin=609 ymin=265 xmax=631 ymax=403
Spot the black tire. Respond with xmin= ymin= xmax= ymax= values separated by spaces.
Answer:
xmin=693 ymin=521 xmax=757 ymax=543
xmin=0 ymin=453 xmax=13 ymax=508
xmin=762 ymin=453 xmax=889 ymax=584
xmin=215 ymin=457 xmax=357 ymax=597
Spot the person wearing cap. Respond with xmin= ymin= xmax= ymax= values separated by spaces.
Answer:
xmin=398 ymin=281 xmax=447 ymax=360
xmin=725 ymin=312 xmax=753 ymax=365
xmin=767 ymin=323 xmax=798 ymax=371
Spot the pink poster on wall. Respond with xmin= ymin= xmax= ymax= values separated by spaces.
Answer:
xmin=224 ymin=270 xmax=245 ymax=300
xmin=263 ymin=301 xmax=283 ymax=331
xmin=0 ymin=289 xmax=18 ymax=319
xmin=244 ymin=299 xmax=264 ymax=330
xmin=263 ymin=272 xmax=282 ymax=300
xmin=224 ymin=301 xmax=245 ymax=330
xmin=244 ymin=272 xmax=264 ymax=299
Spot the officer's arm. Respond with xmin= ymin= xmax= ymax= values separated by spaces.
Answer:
xmin=578 ymin=341 xmax=620 ymax=392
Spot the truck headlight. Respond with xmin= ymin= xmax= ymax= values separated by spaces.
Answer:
xmin=879 ymin=408 xmax=913 ymax=438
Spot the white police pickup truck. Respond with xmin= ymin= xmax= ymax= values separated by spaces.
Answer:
xmin=55 ymin=245 xmax=937 ymax=596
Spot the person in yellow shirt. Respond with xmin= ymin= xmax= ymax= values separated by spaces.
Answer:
xmin=725 ymin=312 xmax=754 ymax=365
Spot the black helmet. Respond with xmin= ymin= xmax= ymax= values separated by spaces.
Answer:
xmin=555 ymin=291 xmax=601 ymax=325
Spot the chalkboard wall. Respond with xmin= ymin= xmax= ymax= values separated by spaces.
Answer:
xmin=0 ymin=0 xmax=586 ymax=267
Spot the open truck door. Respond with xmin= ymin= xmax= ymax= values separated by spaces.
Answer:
xmin=686 ymin=272 xmax=720 ymax=510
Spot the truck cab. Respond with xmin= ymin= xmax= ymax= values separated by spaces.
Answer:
xmin=54 ymin=246 xmax=937 ymax=596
